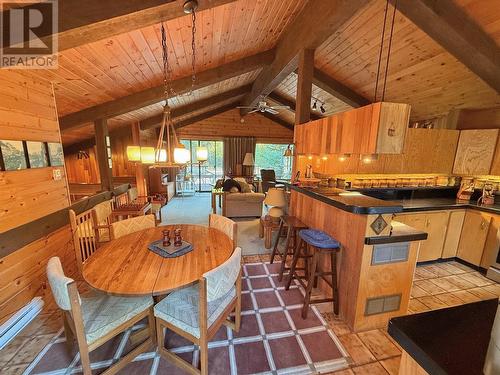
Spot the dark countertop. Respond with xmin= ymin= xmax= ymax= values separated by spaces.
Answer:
xmin=365 ymin=221 xmax=428 ymax=245
xmin=393 ymin=198 xmax=500 ymax=215
xmin=388 ymin=299 xmax=499 ymax=375
xmin=286 ymin=184 xmax=403 ymax=215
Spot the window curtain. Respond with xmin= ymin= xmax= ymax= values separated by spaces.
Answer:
xmin=223 ymin=137 xmax=256 ymax=177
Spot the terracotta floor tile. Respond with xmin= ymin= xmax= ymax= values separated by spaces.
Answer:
xmin=482 ymin=283 xmax=500 ymax=296
xmin=435 ymin=263 xmax=467 ymax=275
xmin=380 ymin=356 xmax=401 ymax=375
xmin=0 ymin=336 xmax=29 ymax=363
xmin=300 ymin=331 xmax=343 ymax=363
xmin=380 ymin=330 xmax=403 ymax=352
xmin=268 ymin=336 xmax=307 ymax=369
xmin=428 ymin=277 xmax=461 ymax=292
xmin=408 ymin=298 xmax=430 ymax=314
xmin=450 ymin=290 xmax=482 ymax=304
xmin=448 ymin=261 xmax=475 ymax=272
xmin=357 ymin=330 xmax=400 ymax=360
xmin=352 ymin=362 xmax=390 ymax=375
xmin=410 ymin=284 xmax=429 ymax=298
xmin=338 ymin=334 xmax=376 ymax=366
xmin=328 ymin=369 xmax=355 ymax=375
xmin=467 ymin=287 xmax=498 ymax=300
xmin=442 ymin=275 xmax=476 ymax=290
xmin=243 ymin=255 xmax=260 ymax=264
xmin=421 ymin=264 xmax=452 ymax=277
xmin=460 ymin=272 xmax=494 ymax=287
xmin=434 ymin=293 xmax=464 ymax=307
xmin=323 ymin=313 xmax=353 ymax=336
xmin=417 ymin=296 xmax=448 ymax=310
xmin=413 ymin=280 xmax=446 ymax=295
xmin=11 ymin=334 xmax=53 ymax=365
xmin=414 ymin=267 xmax=438 ymax=280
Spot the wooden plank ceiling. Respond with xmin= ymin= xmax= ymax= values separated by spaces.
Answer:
xmin=17 ymin=0 xmax=500 ymax=147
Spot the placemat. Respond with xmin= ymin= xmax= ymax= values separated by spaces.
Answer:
xmin=148 ymin=240 xmax=193 ymax=258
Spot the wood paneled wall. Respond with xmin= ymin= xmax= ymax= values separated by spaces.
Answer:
xmin=0 ymin=72 xmax=76 ymax=322
xmin=176 ymin=109 xmax=294 ymax=141
xmin=65 ymin=146 xmax=100 ymax=183
xmin=0 ymin=72 xmax=70 ymax=233
xmin=0 ymin=226 xmax=77 ymax=323
xmin=296 ymin=128 xmax=460 ymax=176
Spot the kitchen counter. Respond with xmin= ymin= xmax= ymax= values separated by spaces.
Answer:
xmin=388 ymin=298 xmax=499 ymax=375
xmin=365 ymin=221 xmax=428 ymax=245
xmin=286 ymin=184 xmax=403 ymax=215
xmin=392 ymin=198 xmax=500 ymax=215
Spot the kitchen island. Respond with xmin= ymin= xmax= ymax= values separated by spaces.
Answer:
xmin=287 ymin=184 xmax=427 ymax=332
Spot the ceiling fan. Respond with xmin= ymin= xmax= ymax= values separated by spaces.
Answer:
xmin=237 ymin=99 xmax=290 ymax=115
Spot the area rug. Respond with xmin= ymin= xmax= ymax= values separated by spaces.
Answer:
xmin=24 ymin=262 xmax=349 ymax=375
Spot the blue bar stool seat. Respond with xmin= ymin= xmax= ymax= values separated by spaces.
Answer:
xmin=285 ymin=228 xmax=341 ymax=318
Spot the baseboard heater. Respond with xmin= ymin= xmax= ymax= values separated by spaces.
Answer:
xmin=0 ymin=297 xmax=44 ymax=350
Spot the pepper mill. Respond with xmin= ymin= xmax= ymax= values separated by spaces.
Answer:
xmin=162 ymin=230 xmax=171 ymax=247
xmin=174 ymin=228 xmax=182 ymax=247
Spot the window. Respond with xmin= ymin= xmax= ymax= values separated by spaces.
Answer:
xmin=255 ymin=143 xmax=292 ymax=180
xmin=179 ymin=139 xmax=224 ymax=191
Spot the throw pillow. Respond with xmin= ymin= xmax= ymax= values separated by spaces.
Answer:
xmin=223 ymin=178 xmax=241 ymax=192
xmin=234 ymin=177 xmax=252 ymax=193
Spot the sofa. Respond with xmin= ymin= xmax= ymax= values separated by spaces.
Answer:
xmin=222 ymin=178 xmax=265 ymax=218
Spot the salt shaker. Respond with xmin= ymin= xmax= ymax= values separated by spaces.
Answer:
xmin=174 ymin=228 xmax=182 ymax=247
xmin=162 ymin=229 xmax=171 ymax=247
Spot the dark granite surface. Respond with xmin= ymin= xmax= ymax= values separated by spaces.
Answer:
xmin=388 ymin=299 xmax=499 ymax=375
xmin=364 ymin=221 xmax=428 ymax=245
xmin=394 ymin=198 xmax=500 ymax=214
xmin=286 ymin=184 xmax=403 ymax=215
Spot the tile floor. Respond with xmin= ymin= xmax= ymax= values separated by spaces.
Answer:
xmin=1 ymin=256 xmax=499 ymax=375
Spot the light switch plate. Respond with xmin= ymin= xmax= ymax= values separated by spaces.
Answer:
xmin=52 ymin=168 xmax=62 ymax=180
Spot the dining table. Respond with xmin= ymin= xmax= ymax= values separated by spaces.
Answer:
xmin=82 ymin=224 xmax=234 ymax=297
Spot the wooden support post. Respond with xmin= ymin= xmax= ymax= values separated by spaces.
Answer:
xmin=131 ymin=122 xmax=148 ymax=196
xmin=94 ymin=119 xmax=113 ymax=191
xmin=295 ymin=49 xmax=315 ymax=125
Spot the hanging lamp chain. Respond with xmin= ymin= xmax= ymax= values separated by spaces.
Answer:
xmin=188 ymin=7 xmax=197 ymax=94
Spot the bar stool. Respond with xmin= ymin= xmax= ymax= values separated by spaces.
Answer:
xmin=286 ymin=229 xmax=341 ymax=319
xmin=270 ymin=216 xmax=308 ymax=281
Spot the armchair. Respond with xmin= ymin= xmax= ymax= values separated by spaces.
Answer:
xmin=260 ymin=169 xmax=285 ymax=193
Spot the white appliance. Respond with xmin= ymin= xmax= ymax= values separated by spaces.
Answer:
xmin=486 ymin=227 xmax=500 ymax=283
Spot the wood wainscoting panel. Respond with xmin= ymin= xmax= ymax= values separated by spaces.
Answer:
xmin=0 ymin=225 xmax=77 ymax=324
xmin=453 ymin=129 xmax=499 ymax=175
xmin=289 ymin=190 xmax=368 ymax=330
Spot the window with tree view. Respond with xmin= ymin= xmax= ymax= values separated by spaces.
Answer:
xmin=254 ymin=143 xmax=293 ymax=180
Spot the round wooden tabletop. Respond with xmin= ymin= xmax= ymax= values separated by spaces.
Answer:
xmin=82 ymin=224 xmax=234 ymax=296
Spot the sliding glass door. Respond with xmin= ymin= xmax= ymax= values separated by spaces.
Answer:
xmin=180 ymin=139 xmax=224 ymax=191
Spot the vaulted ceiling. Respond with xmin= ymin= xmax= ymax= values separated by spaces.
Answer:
xmin=10 ymin=0 xmax=500 ymax=147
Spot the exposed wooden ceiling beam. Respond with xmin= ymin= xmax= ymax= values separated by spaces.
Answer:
xmin=267 ymin=92 xmax=321 ymax=120
xmin=174 ymin=103 xmax=238 ymax=129
xmin=140 ymin=84 xmax=252 ymax=130
xmin=2 ymin=0 xmax=237 ymax=52
xmin=63 ymin=126 xmax=132 ymax=155
xmin=396 ymin=0 xmax=500 ymax=93
xmin=239 ymin=0 xmax=369 ymax=116
xmin=312 ymin=69 xmax=370 ymax=108
xmin=59 ymin=49 xmax=274 ymax=131
xmin=259 ymin=112 xmax=294 ymax=131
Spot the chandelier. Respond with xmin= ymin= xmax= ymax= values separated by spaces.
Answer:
xmin=127 ymin=0 xmax=198 ymax=166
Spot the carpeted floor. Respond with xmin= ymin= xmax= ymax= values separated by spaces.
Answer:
xmin=161 ymin=193 xmax=272 ymax=256
xmin=25 ymin=262 xmax=349 ymax=375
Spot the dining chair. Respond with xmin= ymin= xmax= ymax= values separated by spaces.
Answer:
xmin=69 ymin=208 xmax=98 ymax=273
xmin=110 ymin=214 xmax=156 ymax=240
xmin=154 ymin=247 xmax=242 ymax=375
xmin=46 ymin=257 xmax=155 ymax=375
xmin=91 ymin=199 xmax=114 ymax=244
xmin=208 ymin=213 xmax=238 ymax=247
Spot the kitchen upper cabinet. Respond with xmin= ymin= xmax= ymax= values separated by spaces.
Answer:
xmin=453 ymin=129 xmax=499 ymax=175
xmin=294 ymin=102 xmax=410 ymax=155
xmin=490 ymin=136 xmax=500 ymax=175
xmin=457 ymin=211 xmax=492 ymax=266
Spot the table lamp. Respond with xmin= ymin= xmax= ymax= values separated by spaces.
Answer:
xmin=264 ymin=188 xmax=286 ymax=221
xmin=243 ymin=152 xmax=255 ymax=176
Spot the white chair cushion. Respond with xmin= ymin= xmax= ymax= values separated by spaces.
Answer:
xmin=154 ymin=284 xmax=236 ymax=339
xmin=81 ymin=294 xmax=154 ymax=345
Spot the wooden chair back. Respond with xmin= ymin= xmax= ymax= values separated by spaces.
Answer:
xmin=114 ymin=191 xmax=129 ymax=207
xmin=203 ymin=247 xmax=242 ymax=301
xmin=208 ymin=213 xmax=238 ymax=247
xmin=91 ymin=199 xmax=113 ymax=243
xmin=69 ymin=208 xmax=97 ymax=273
xmin=110 ymin=214 xmax=156 ymax=240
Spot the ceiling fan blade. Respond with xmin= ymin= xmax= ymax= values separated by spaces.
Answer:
xmin=247 ymin=109 xmax=260 ymax=114
xmin=236 ymin=106 xmax=257 ymax=109
xmin=270 ymin=105 xmax=290 ymax=110
xmin=265 ymin=108 xmax=279 ymax=115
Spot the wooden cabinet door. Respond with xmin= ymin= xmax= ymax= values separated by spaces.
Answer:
xmin=480 ymin=213 xmax=500 ymax=268
xmin=453 ymin=129 xmax=499 ymax=175
xmin=325 ymin=116 xmax=340 ymax=154
xmin=442 ymin=210 xmax=465 ymax=259
xmin=457 ymin=211 xmax=491 ymax=266
xmin=338 ymin=106 xmax=368 ymax=154
xmin=418 ymin=212 xmax=449 ymax=262
xmin=393 ymin=213 xmax=427 ymax=232
xmin=372 ymin=103 xmax=410 ymax=154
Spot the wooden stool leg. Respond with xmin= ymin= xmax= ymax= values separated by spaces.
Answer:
xmin=302 ymin=247 xmax=319 ymax=319
xmin=285 ymin=237 xmax=303 ymax=290
xmin=270 ymin=219 xmax=284 ymax=264
xmin=279 ymin=226 xmax=294 ymax=282
xmin=331 ymin=250 xmax=339 ymax=315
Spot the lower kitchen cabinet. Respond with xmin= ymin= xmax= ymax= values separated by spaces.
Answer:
xmin=442 ymin=210 xmax=466 ymax=258
xmin=481 ymin=214 xmax=500 ymax=268
xmin=457 ymin=211 xmax=492 ymax=266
